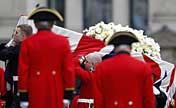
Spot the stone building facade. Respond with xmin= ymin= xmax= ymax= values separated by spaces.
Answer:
xmin=151 ymin=26 xmax=176 ymax=64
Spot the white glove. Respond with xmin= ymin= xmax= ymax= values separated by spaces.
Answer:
xmin=85 ymin=52 xmax=102 ymax=65
xmin=63 ymin=99 xmax=70 ymax=108
xmin=153 ymin=86 xmax=160 ymax=95
xmin=20 ymin=101 xmax=29 ymax=108
xmin=85 ymin=52 xmax=103 ymax=71
xmin=5 ymin=38 xmax=14 ymax=47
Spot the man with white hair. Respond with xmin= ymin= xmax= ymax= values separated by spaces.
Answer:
xmin=94 ymin=31 xmax=155 ymax=108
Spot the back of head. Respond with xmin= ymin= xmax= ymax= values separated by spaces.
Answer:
xmin=107 ymin=31 xmax=139 ymax=53
xmin=107 ymin=32 xmax=139 ymax=46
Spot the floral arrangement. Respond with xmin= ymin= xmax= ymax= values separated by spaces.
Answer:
xmin=83 ymin=21 xmax=161 ymax=59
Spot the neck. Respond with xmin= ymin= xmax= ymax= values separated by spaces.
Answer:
xmin=114 ymin=44 xmax=131 ymax=54
xmin=38 ymin=28 xmax=51 ymax=31
xmin=35 ymin=21 xmax=53 ymax=31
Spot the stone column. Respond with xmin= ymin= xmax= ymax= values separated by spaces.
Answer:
xmin=65 ymin=0 xmax=83 ymax=32
xmin=112 ymin=0 xmax=129 ymax=25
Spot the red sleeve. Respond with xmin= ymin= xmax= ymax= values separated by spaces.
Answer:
xmin=63 ymin=39 xmax=75 ymax=90
xmin=143 ymin=64 xmax=155 ymax=108
xmin=18 ymin=40 xmax=29 ymax=92
xmin=75 ymin=67 xmax=93 ymax=84
xmin=74 ymin=57 xmax=93 ymax=84
xmin=0 ymin=68 xmax=6 ymax=95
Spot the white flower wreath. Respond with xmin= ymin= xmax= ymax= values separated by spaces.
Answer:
xmin=83 ymin=21 xmax=161 ymax=59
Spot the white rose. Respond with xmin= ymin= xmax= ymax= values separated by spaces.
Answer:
xmin=95 ymin=27 xmax=102 ymax=34
xmin=95 ymin=34 xmax=104 ymax=41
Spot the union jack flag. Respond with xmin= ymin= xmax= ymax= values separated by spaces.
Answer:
xmin=17 ymin=16 xmax=176 ymax=108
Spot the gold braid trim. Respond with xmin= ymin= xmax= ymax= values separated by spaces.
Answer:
xmin=18 ymin=90 xmax=28 ymax=92
xmin=65 ymin=88 xmax=75 ymax=91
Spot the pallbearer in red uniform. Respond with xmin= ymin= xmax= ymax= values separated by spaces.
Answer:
xmin=94 ymin=32 xmax=155 ymax=108
xmin=72 ymin=52 xmax=105 ymax=108
xmin=18 ymin=7 xmax=75 ymax=108
xmin=0 ymin=68 xmax=6 ymax=99
xmin=0 ymin=68 xmax=6 ymax=108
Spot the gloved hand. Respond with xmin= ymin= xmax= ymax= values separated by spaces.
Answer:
xmin=20 ymin=101 xmax=29 ymax=108
xmin=63 ymin=99 xmax=70 ymax=108
xmin=19 ymin=92 xmax=29 ymax=108
xmin=5 ymin=38 xmax=14 ymax=47
xmin=85 ymin=52 xmax=102 ymax=66
xmin=85 ymin=52 xmax=103 ymax=71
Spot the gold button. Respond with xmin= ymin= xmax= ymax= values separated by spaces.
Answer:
xmin=114 ymin=101 xmax=118 ymax=106
xmin=52 ymin=70 xmax=56 ymax=75
xmin=36 ymin=71 xmax=40 ymax=75
xmin=128 ymin=101 xmax=133 ymax=106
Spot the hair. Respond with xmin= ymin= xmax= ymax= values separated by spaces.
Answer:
xmin=34 ymin=21 xmax=54 ymax=31
xmin=114 ymin=44 xmax=131 ymax=54
xmin=17 ymin=24 xmax=33 ymax=36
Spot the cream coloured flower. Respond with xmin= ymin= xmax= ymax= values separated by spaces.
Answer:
xmin=84 ymin=21 xmax=161 ymax=59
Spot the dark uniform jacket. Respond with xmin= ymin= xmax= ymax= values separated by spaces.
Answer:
xmin=0 ymin=43 xmax=20 ymax=85
xmin=0 ymin=43 xmax=21 ymax=108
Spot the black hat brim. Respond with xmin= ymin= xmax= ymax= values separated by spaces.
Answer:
xmin=28 ymin=8 xmax=63 ymax=21
xmin=107 ymin=32 xmax=139 ymax=46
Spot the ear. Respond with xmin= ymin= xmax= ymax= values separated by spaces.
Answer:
xmin=22 ymin=34 xmax=27 ymax=38
xmin=49 ymin=21 xmax=54 ymax=28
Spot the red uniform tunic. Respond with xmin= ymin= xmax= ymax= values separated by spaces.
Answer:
xmin=72 ymin=67 xmax=95 ymax=108
xmin=18 ymin=30 xmax=75 ymax=108
xmin=95 ymin=53 xmax=155 ymax=108
xmin=72 ymin=59 xmax=101 ymax=108
xmin=0 ymin=68 xmax=6 ymax=97
xmin=0 ymin=68 xmax=6 ymax=108
xmin=174 ymin=94 xmax=176 ymax=108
